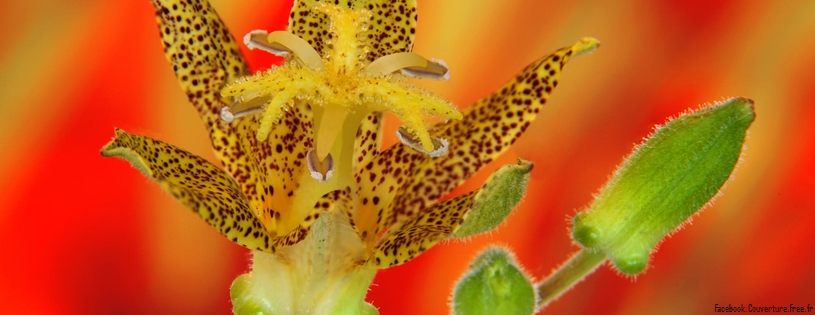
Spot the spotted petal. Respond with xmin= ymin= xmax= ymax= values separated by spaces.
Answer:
xmin=153 ymin=0 xmax=267 ymax=216
xmin=371 ymin=191 xmax=476 ymax=268
xmin=154 ymin=0 xmax=341 ymax=247
xmin=152 ymin=0 xmax=249 ymax=168
xmin=352 ymin=112 xmax=384 ymax=170
xmin=100 ymin=128 xmax=272 ymax=251
xmin=356 ymin=38 xmax=599 ymax=244
xmin=370 ymin=159 xmax=534 ymax=268
xmin=288 ymin=0 xmax=418 ymax=62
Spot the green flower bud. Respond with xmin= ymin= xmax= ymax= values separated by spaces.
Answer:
xmin=452 ymin=247 xmax=536 ymax=315
xmin=231 ymin=273 xmax=274 ymax=315
xmin=229 ymin=212 xmax=379 ymax=315
xmin=453 ymin=159 xmax=533 ymax=238
xmin=572 ymin=97 xmax=755 ymax=275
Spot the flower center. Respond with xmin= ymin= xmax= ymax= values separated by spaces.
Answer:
xmin=220 ymin=3 xmax=462 ymax=173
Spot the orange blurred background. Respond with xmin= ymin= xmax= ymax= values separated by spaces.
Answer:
xmin=1 ymin=0 xmax=813 ymax=314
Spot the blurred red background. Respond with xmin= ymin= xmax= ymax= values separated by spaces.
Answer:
xmin=1 ymin=0 xmax=813 ymax=314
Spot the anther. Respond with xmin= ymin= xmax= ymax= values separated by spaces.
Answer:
xmin=396 ymin=126 xmax=449 ymax=157
xmin=220 ymin=107 xmax=234 ymax=123
xmin=363 ymin=52 xmax=450 ymax=80
xmin=306 ymin=149 xmax=334 ymax=183
xmin=220 ymin=96 xmax=271 ymax=123
xmin=402 ymin=58 xmax=450 ymax=81
xmin=244 ymin=30 xmax=324 ymax=69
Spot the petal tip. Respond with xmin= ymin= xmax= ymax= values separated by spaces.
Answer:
xmin=101 ymin=128 xmax=127 ymax=157
xmin=572 ymin=37 xmax=600 ymax=57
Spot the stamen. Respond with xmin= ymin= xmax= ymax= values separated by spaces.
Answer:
xmin=244 ymin=30 xmax=288 ymax=55
xmin=220 ymin=107 xmax=234 ymax=123
xmin=396 ymin=126 xmax=449 ymax=157
xmin=224 ymin=5 xmax=463 ymax=154
xmin=306 ymin=149 xmax=334 ymax=183
xmin=315 ymin=106 xmax=350 ymax=161
xmin=358 ymin=80 xmax=461 ymax=152
xmin=403 ymin=58 xmax=450 ymax=81
xmin=244 ymin=30 xmax=323 ymax=69
xmin=220 ymin=96 xmax=271 ymax=123
xmin=363 ymin=52 xmax=450 ymax=80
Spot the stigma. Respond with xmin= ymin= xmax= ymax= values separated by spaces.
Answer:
xmin=219 ymin=3 xmax=461 ymax=163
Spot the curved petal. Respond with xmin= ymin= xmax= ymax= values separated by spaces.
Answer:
xmin=356 ymin=39 xmax=598 ymax=242
xmin=100 ymin=128 xmax=272 ymax=252
xmin=371 ymin=191 xmax=476 ymax=268
xmin=288 ymin=0 xmax=418 ymax=62
xmin=153 ymin=0 xmax=274 ymax=218
xmin=151 ymin=0 xmax=250 ymax=166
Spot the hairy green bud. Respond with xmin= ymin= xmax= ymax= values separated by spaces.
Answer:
xmin=453 ymin=159 xmax=533 ymax=238
xmin=452 ymin=247 xmax=536 ymax=315
xmin=572 ymin=97 xmax=755 ymax=275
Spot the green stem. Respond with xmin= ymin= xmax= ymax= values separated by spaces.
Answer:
xmin=536 ymin=249 xmax=606 ymax=308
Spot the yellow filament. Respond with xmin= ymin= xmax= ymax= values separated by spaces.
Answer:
xmin=266 ymin=31 xmax=324 ymax=69
xmin=364 ymin=52 xmax=428 ymax=75
xmin=364 ymin=52 xmax=449 ymax=80
xmin=315 ymin=105 xmax=349 ymax=161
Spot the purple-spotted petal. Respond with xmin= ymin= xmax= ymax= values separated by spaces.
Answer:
xmin=288 ymin=0 xmax=418 ymax=62
xmin=101 ymin=128 xmax=273 ymax=252
xmin=355 ymin=38 xmax=599 ymax=242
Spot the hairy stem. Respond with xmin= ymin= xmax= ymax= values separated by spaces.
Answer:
xmin=536 ymin=249 xmax=606 ymax=308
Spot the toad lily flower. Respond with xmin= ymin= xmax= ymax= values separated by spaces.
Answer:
xmin=101 ymin=0 xmax=598 ymax=314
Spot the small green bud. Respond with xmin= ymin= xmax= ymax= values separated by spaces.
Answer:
xmin=452 ymin=246 xmax=536 ymax=315
xmin=453 ymin=159 xmax=533 ymax=238
xmin=572 ymin=97 xmax=755 ymax=275
xmin=230 ymin=273 xmax=274 ymax=315
xmin=570 ymin=212 xmax=601 ymax=248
